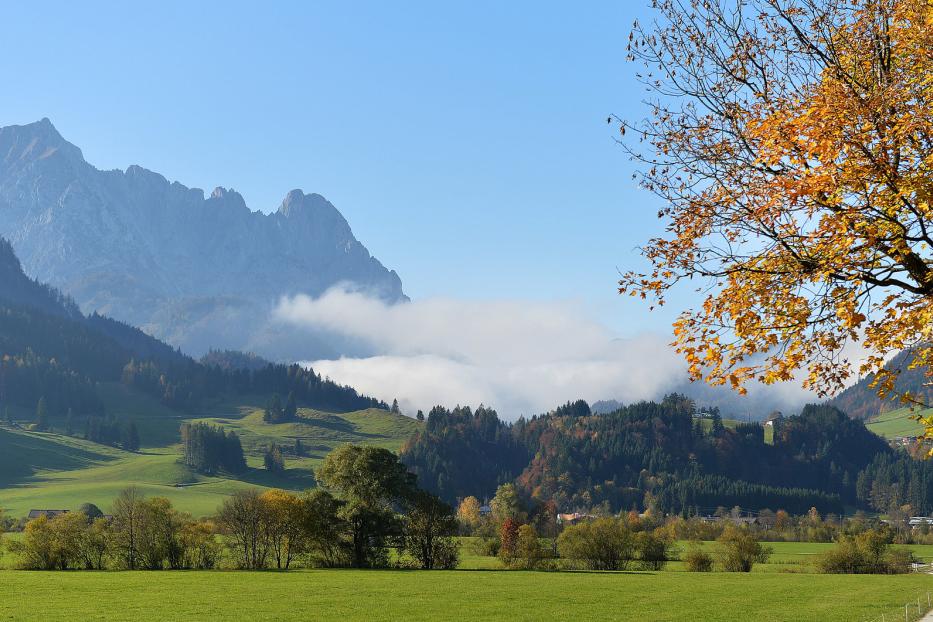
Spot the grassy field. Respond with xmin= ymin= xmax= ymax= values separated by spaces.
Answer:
xmin=0 ymin=384 xmax=419 ymax=518
xmin=2 ymin=538 xmax=932 ymax=620
xmin=1 ymin=569 xmax=932 ymax=621
xmin=695 ymin=416 xmax=774 ymax=443
xmin=866 ymin=406 xmax=930 ymax=440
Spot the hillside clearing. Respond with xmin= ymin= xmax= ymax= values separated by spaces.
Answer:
xmin=867 ymin=407 xmax=930 ymax=440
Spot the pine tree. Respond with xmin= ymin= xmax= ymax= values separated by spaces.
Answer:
xmin=35 ymin=396 xmax=49 ymax=431
xmin=264 ymin=443 xmax=285 ymax=473
xmin=65 ymin=408 xmax=75 ymax=435
xmin=294 ymin=438 xmax=303 ymax=457
xmin=416 ymin=410 xmax=425 ymax=422
xmin=122 ymin=421 xmax=140 ymax=452
xmin=391 ymin=399 xmax=400 ymax=414
xmin=283 ymin=391 xmax=298 ymax=421
xmin=264 ymin=393 xmax=283 ymax=423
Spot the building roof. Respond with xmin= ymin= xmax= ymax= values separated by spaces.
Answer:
xmin=27 ymin=509 xmax=70 ymax=519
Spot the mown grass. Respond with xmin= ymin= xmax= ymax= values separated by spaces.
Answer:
xmin=1 ymin=568 xmax=932 ymax=621
xmin=867 ymin=406 xmax=931 ymax=440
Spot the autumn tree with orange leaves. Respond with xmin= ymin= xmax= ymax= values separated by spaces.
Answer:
xmin=618 ymin=0 xmax=933 ymax=443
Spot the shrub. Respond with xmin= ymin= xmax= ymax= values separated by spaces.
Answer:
xmin=816 ymin=530 xmax=914 ymax=574
xmin=508 ymin=524 xmax=548 ymax=570
xmin=180 ymin=520 xmax=221 ymax=569
xmin=470 ymin=536 xmax=499 ymax=557
xmin=430 ymin=537 xmax=462 ymax=570
xmin=636 ymin=530 xmax=674 ymax=570
xmin=716 ymin=526 xmax=771 ymax=572
xmin=684 ymin=547 xmax=714 ymax=572
xmin=557 ymin=518 xmax=635 ymax=570
xmin=13 ymin=512 xmax=89 ymax=570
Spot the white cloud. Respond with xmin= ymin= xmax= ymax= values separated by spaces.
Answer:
xmin=273 ymin=288 xmax=817 ymax=419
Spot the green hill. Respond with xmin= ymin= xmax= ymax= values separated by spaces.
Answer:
xmin=0 ymin=401 xmax=420 ymax=518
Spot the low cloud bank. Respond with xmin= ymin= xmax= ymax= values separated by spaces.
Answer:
xmin=274 ymin=289 xmax=816 ymax=419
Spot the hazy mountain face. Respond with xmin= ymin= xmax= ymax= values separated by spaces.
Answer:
xmin=0 ymin=119 xmax=405 ymax=359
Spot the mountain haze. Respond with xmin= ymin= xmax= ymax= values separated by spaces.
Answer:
xmin=0 ymin=119 xmax=405 ymax=359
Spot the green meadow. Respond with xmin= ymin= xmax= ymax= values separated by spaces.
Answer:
xmin=866 ymin=406 xmax=930 ymax=440
xmin=0 ymin=383 xmax=419 ymax=518
xmin=1 ymin=568 xmax=932 ymax=621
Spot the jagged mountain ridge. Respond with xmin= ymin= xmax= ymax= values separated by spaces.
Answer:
xmin=0 ymin=119 xmax=405 ymax=359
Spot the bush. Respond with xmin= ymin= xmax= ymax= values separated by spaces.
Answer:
xmin=816 ymin=530 xmax=914 ymax=574
xmin=508 ymin=524 xmax=549 ymax=570
xmin=557 ymin=518 xmax=634 ymax=570
xmin=13 ymin=512 xmax=89 ymax=570
xmin=684 ymin=547 xmax=714 ymax=572
xmin=430 ymin=537 xmax=462 ymax=570
xmin=470 ymin=536 xmax=499 ymax=557
xmin=716 ymin=526 xmax=771 ymax=572
xmin=636 ymin=530 xmax=674 ymax=570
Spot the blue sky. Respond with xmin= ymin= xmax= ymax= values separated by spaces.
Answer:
xmin=0 ymin=1 xmax=675 ymax=336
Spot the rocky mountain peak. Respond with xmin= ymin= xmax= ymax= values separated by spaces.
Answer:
xmin=0 ymin=119 xmax=406 ymax=361
xmin=0 ymin=118 xmax=83 ymax=165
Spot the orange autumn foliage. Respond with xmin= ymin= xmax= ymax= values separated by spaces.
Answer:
xmin=619 ymin=1 xmax=933 ymax=448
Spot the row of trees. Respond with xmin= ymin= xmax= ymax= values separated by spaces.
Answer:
xmin=18 ymin=395 xmax=141 ymax=452
xmin=9 ymin=494 xmax=220 ymax=571
xmin=8 ymin=445 xmax=461 ymax=571
xmin=122 ymin=359 xmax=386 ymax=415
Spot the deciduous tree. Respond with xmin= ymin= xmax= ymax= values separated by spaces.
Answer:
xmin=619 ymin=0 xmax=933 ymax=438
xmin=405 ymin=491 xmax=460 ymax=570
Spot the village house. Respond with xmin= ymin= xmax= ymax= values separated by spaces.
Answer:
xmin=26 ymin=509 xmax=69 ymax=520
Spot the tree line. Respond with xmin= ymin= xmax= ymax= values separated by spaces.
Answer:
xmin=402 ymin=397 xmax=893 ymax=516
xmin=7 ymin=445 xmax=460 ymax=571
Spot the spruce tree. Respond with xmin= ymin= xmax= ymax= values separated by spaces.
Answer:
xmin=283 ymin=391 xmax=297 ymax=421
xmin=123 ymin=421 xmax=140 ymax=452
xmin=264 ymin=393 xmax=283 ymax=423
xmin=35 ymin=396 xmax=49 ymax=431
xmin=264 ymin=443 xmax=285 ymax=473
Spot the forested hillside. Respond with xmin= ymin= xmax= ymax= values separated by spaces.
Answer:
xmin=831 ymin=349 xmax=931 ymax=420
xmin=402 ymin=397 xmax=905 ymax=516
xmin=0 ymin=237 xmax=386 ymax=420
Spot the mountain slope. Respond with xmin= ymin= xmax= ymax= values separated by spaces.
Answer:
xmin=0 ymin=239 xmax=413 ymax=517
xmin=830 ymin=349 xmax=932 ymax=420
xmin=0 ymin=236 xmax=386 ymax=416
xmin=0 ymin=119 xmax=406 ymax=360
